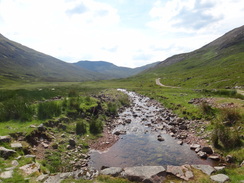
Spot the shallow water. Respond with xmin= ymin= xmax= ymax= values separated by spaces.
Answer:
xmin=88 ymin=90 xmax=216 ymax=170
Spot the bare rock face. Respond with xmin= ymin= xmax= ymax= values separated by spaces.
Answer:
xmin=166 ymin=165 xmax=193 ymax=181
xmin=0 ymin=147 xmax=16 ymax=159
xmin=210 ymin=174 xmax=229 ymax=183
xmin=123 ymin=166 xmax=166 ymax=183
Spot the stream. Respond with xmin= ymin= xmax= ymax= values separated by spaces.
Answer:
xmin=88 ymin=89 xmax=215 ymax=170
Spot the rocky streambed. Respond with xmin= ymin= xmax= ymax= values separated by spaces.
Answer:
xmin=88 ymin=89 xmax=230 ymax=182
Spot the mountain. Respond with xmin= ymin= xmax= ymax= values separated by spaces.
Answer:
xmin=141 ymin=25 xmax=244 ymax=88
xmin=0 ymin=33 xmax=107 ymax=83
xmin=74 ymin=61 xmax=159 ymax=79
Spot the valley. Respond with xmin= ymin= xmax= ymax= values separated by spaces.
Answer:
xmin=0 ymin=26 xmax=243 ymax=183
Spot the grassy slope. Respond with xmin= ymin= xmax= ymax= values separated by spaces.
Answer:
xmin=0 ymin=34 xmax=107 ymax=83
xmin=136 ymin=42 xmax=244 ymax=89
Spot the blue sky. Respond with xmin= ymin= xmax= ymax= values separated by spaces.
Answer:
xmin=0 ymin=0 xmax=243 ymax=67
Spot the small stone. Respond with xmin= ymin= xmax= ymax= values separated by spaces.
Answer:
xmin=41 ymin=142 xmax=49 ymax=148
xmin=197 ymin=151 xmax=207 ymax=159
xmin=210 ymin=174 xmax=229 ymax=183
xmin=209 ymin=155 xmax=220 ymax=161
xmin=177 ymin=141 xmax=183 ymax=145
xmin=214 ymin=166 xmax=225 ymax=171
xmin=195 ymin=147 xmax=201 ymax=153
xmin=24 ymin=154 xmax=36 ymax=158
xmin=11 ymin=160 xmax=19 ymax=167
xmin=11 ymin=142 xmax=23 ymax=149
xmin=190 ymin=144 xmax=201 ymax=150
xmin=157 ymin=135 xmax=165 ymax=141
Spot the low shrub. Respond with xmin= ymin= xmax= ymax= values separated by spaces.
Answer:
xmin=37 ymin=101 xmax=61 ymax=120
xmin=0 ymin=97 xmax=34 ymax=122
xmin=212 ymin=121 xmax=242 ymax=149
xmin=107 ymin=102 xmax=118 ymax=116
xmin=89 ymin=116 xmax=103 ymax=134
xmin=76 ymin=120 xmax=87 ymax=135
xmin=219 ymin=107 xmax=241 ymax=126
xmin=199 ymin=101 xmax=215 ymax=117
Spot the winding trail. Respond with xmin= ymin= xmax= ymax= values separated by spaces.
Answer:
xmin=156 ymin=78 xmax=180 ymax=88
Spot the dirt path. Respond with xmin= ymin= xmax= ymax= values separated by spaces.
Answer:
xmin=155 ymin=78 xmax=180 ymax=88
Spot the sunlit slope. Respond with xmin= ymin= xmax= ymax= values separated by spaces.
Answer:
xmin=0 ymin=34 xmax=107 ymax=83
xmin=138 ymin=25 xmax=244 ymax=88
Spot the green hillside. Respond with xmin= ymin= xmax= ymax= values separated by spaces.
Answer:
xmin=137 ymin=25 xmax=244 ymax=89
xmin=0 ymin=34 xmax=107 ymax=84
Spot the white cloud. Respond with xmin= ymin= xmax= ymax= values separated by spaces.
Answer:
xmin=0 ymin=0 xmax=243 ymax=68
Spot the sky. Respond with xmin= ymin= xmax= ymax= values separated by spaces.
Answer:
xmin=0 ymin=0 xmax=243 ymax=68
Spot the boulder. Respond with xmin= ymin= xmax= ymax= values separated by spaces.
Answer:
xmin=192 ymin=165 xmax=215 ymax=175
xmin=197 ymin=151 xmax=207 ymax=159
xmin=166 ymin=165 xmax=193 ymax=181
xmin=214 ymin=166 xmax=225 ymax=171
xmin=210 ymin=174 xmax=229 ymax=183
xmin=177 ymin=141 xmax=183 ymax=145
xmin=201 ymin=146 xmax=213 ymax=154
xmin=157 ymin=135 xmax=165 ymax=142
xmin=114 ymin=130 xmax=126 ymax=135
xmin=123 ymin=166 xmax=166 ymax=183
xmin=125 ymin=119 xmax=132 ymax=123
xmin=0 ymin=170 xmax=13 ymax=179
xmin=0 ymin=136 xmax=11 ymax=143
xmin=190 ymin=144 xmax=201 ymax=150
xmin=0 ymin=147 xmax=16 ymax=159
xmin=10 ymin=142 xmax=23 ymax=149
xmin=19 ymin=162 xmax=40 ymax=175
xmin=100 ymin=167 xmax=123 ymax=176
xmin=209 ymin=155 xmax=220 ymax=161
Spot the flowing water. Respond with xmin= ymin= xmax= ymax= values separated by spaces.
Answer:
xmin=88 ymin=89 xmax=215 ymax=170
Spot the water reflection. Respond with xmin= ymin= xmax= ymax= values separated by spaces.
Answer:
xmin=89 ymin=90 xmax=215 ymax=170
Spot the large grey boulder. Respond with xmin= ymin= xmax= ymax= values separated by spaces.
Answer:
xmin=210 ymin=174 xmax=229 ymax=183
xmin=166 ymin=165 xmax=193 ymax=181
xmin=100 ymin=167 xmax=123 ymax=176
xmin=0 ymin=147 xmax=16 ymax=159
xmin=192 ymin=164 xmax=215 ymax=175
xmin=123 ymin=166 xmax=166 ymax=183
